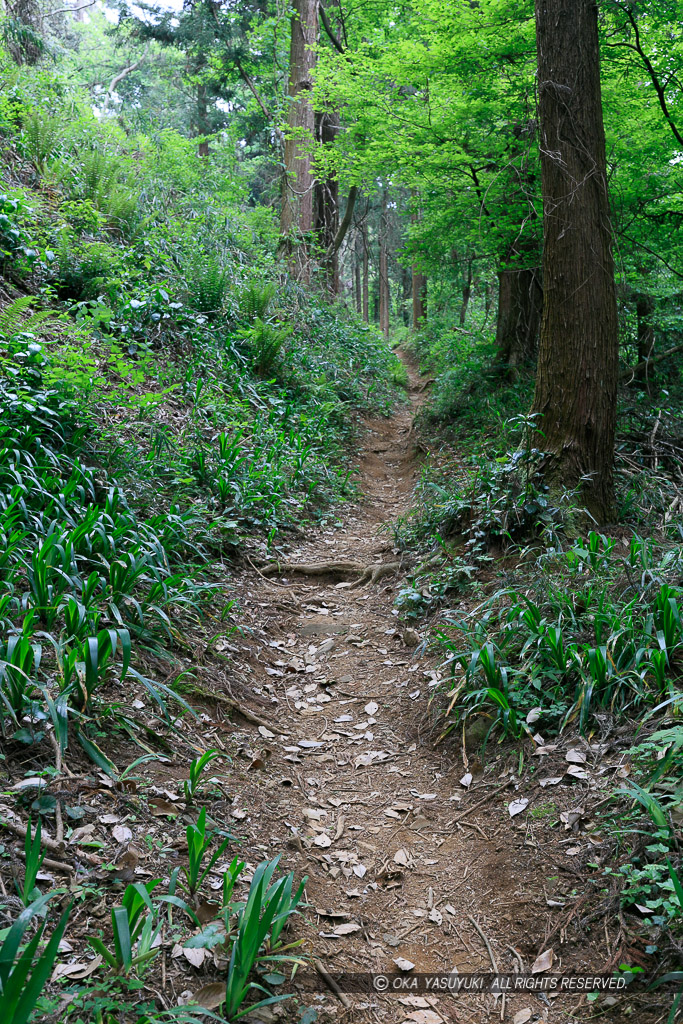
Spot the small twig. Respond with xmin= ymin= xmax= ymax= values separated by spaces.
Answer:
xmin=458 ymin=820 xmax=490 ymax=841
xmin=246 ymin=554 xmax=295 ymax=589
xmin=507 ymin=944 xmax=525 ymax=973
xmin=54 ymin=799 xmax=64 ymax=845
xmin=468 ymin=915 xmax=505 ymax=1021
xmin=311 ymin=957 xmax=352 ymax=1008
xmin=447 ymin=782 xmax=509 ymax=827
xmin=42 ymin=856 xmax=74 ymax=876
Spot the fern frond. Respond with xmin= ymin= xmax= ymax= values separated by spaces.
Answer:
xmin=0 ymin=297 xmax=67 ymax=338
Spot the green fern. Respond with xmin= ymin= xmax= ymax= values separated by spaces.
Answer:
xmin=239 ymin=282 xmax=276 ymax=322
xmin=21 ymin=110 xmax=62 ymax=171
xmin=0 ymin=297 xmax=66 ymax=339
xmin=184 ymin=253 xmax=228 ymax=315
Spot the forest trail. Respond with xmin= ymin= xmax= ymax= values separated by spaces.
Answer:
xmin=224 ymin=353 xmax=597 ymax=1024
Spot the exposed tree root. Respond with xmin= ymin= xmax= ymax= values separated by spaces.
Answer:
xmin=260 ymin=559 xmax=401 ymax=588
xmin=347 ymin=561 xmax=400 ymax=588
xmin=188 ymin=682 xmax=288 ymax=734
xmin=260 ymin=560 xmax=366 ymax=577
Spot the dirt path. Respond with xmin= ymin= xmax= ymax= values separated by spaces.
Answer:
xmin=222 ymin=357 xmax=637 ymax=1024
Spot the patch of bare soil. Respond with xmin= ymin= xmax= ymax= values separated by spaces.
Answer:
xmin=209 ymin=353 xmax=663 ymax=1024
xmin=10 ymin=353 xmax=665 ymax=1024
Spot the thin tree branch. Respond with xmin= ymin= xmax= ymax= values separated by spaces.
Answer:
xmin=330 ymin=184 xmax=358 ymax=253
xmin=233 ymin=55 xmax=274 ymax=123
xmin=319 ymin=3 xmax=345 ymax=54
xmin=621 ymin=341 xmax=683 ymax=381
xmin=609 ymin=2 xmax=683 ymax=149
xmin=107 ymin=44 xmax=149 ymax=101
xmin=45 ymin=0 xmax=97 ymax=16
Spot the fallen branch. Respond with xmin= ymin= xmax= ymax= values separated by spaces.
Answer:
xmin=620 ymin=340 xmax=683 ymax=381
xmin=468 ymin=914 xmax=505 ymax=1021
xmin=311 ymin=957 xmax=352 ymax=1008
xmin=186 ymin=683 xmax=288 ymax=735
xmin=2 ymin=818 xmax=100 ymax=867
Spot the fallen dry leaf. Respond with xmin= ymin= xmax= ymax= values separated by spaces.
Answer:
xmin=539 ymin=776 xmax=562 ymax=787
xmin=566 ymin=748 xmax=587 ymax=764
xmin=508 ymin=798 xmax=529 ymax=817
xmin=365 ymin=701 xmax=379 ymax=715
xmin=190 ymin=983 xmax=226 ymax=1010
xmin=333 ymin=921 xmax=361 ymax=936
xmin=404 ymin=1012 xmax=441 ymax=1024
xmin=182 ymin=947 xmax=207 ymax=968
xmin=393 ymin=956 xmax=416 ymax=971
xmin=112 ymin=825 xmax=132 ymax=844
xmin=513 ymin=1010 xmax=532 ymax=1024
xmin=52 ymin=956 xmax=102 ymax=981
xmin=531 ymin=948 xmax=554 ymax=973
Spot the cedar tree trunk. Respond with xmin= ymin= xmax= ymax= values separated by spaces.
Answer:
xmin=532 ymin=0 xmax=619 ymax=522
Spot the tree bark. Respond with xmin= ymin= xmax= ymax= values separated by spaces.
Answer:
xmin=354 ymin=231 xmax=362 ymax=315
xmin=314 ymin=111 xmax=339 ymax=294
xmin=495 ymin=262 xmax=542 ymax=370
xmin=410 ymin=200 xmax=426 ymax=329
xmin=635 ymin=292 xmax=655 ymax=388
xmin=379 ymin=196 xmax=390 ymax=338
xmin=280 ymin=0 xmax=318 ymax=282
xmin=362 ymin=226 xmax=369 ymax=323
xmin=531 ymin=0 xmax=619 ymax=523
xmin=459 ymin=255 xmax=473 ymax=326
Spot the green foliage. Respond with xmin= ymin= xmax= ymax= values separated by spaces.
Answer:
xmin=89 ymin=884 xmax=162 ymax=974
xmin=433 ymin=533 xmax=683 ymax=742
xmin=0 ymin=897 xmax=72 ymax=1024
xmin=219 ymin=857 xmax=306 ymax=1021
xmin=183 ymin=749 xmax=224 ymax=805
xmin=181 ymin=808 xmax=232 ymax=898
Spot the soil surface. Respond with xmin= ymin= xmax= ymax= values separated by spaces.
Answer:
xmin=216 ymin=354 xmax=660 ymax=1024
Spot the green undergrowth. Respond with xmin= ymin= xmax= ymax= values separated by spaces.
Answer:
xmin=0 ymin=46 xmax=402 ymax=778
xmin=0 ymin=47 xmax=400 ymax=1023
xmin=401 ymin=307 xmax=683 ymax=988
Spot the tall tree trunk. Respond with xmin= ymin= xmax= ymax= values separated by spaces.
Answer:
xmin=532 ymin=0 xmax=618 ymax=523
xmin=196 ymin=83 xmax=210 ymax=159
xmin=495 ymin=261 xmax=542 ymax=370
xmin=362 ymin=226 xmax=369 ymax=323
xmin=459 ymin=255 xmax=473 ymax=326
xmin=314 ymin=111 xmax=339 ymax=295
xmin=379 ymin=197 xmax=390 ymax=338
xmin=635 ymin=292 xmax=655 ymax=389
xmin=411 ymin=201 xmax=426 ymax=329
xmin=279 ymin=0 xmax=318 ymax=282
xmin=412 ymin=267 xmax=426 ymax=329
xmin=354 ymin=231 xmax=362 ymax=315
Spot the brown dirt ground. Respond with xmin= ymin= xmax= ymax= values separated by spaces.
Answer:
xmin=1 ymin=353 xmax=669 ymax=1024
xmin=194 ymin=354 xmax=666 ymax=1024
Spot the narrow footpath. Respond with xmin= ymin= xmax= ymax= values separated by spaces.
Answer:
xmin=222 ymin=355 xmax=649 ymax=1024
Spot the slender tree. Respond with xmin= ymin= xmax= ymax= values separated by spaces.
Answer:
xmin=531 ymin=0 xmax=619 ymax=522
xmin=280 ymin=0 xmax=318 ymax=280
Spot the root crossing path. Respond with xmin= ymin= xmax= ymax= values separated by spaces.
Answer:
xmin=227 ymin=355 xmax=596 ymax=1024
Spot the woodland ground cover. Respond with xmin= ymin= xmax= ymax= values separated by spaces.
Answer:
xmin=1 ymin=0 xmax=683 ymax=1020
xmin=0 ymin=48 xmax=404 ymax=1024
